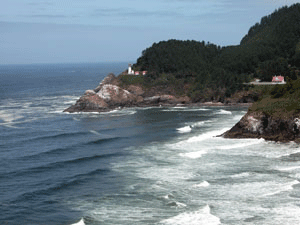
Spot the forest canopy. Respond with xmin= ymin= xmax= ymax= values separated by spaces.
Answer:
xmin=130 ymin=3 xmax=300 ymax=102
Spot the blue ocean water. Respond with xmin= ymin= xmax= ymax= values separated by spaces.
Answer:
xmin=1 ymin=63 xmax=300 ymax=225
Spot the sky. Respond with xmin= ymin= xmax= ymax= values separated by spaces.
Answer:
xmin=0 ymin=0 xmax=299 ymax=64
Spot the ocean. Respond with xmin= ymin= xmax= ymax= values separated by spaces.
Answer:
xmin=1 ymin=63 xmax=300 ymax=225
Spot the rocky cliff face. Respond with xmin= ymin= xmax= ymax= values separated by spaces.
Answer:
xmin=222 ymin=110 xmax=300 ymax=142
xmin=64 ymin=73 xmax=191 ymax=113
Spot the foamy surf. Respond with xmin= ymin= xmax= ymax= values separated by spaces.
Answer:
xmin=193 ymin=181 xmax=210 ymax=188
xmin=180 ymin=150 xmax=207 ymax=159
xmin=177 ymin=126 xmax=192 ymax=133
xmin=217 ymin=139 xmax=265 ymax=150
xmin=230 ymin=172 xmax=251 ymax=179
xmin=167 ymin=201 xmax=187 ymax=208
xmin=277 ymin=166 xmax=300 ymax=171
xmin=162 ymin=107 xmax=210 ymax=112
xmin=214 ymin=109 xmax=232 ymax=115
xmin=185 ymin=127 xmax=230 ymax=143
xmin=160 ymin=205 xmax=220 ymax=225
xmin=262 ymin=180 xmax=300 ymax=196
xmin=70 ymin=218 xmax=85 ymax=225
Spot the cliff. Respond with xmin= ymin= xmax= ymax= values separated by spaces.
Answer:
xmin=222 ymin=110 xmax=300 ymax=142
xmin=223 ymin=78 xmax=300 ymax=142
xmin=63 ymin=73 xmax=192 ymax=113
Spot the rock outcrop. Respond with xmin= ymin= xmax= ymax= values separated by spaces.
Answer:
xmin=64 ymin=73 xmax=192 ymax=113
xmin=222 ymin=110 xmax=300 ymax=142
xmin=64 ymin=90 xmax=109 ymax=112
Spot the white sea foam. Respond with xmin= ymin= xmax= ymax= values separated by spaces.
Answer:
xmin=191 ymin=120 xmax=213 ymax=128
xmin=70 ymin=218 xmax=85 ymax=225
xmin=218 ymin=139 xmax=265 ymax=150
xmin=232 ymin=115 xmax=244 ymax=121
xmin=193 ymin=181 xmax=210 ymax=188
xmin=180 ymin=150 xmax=207 ymax=159
xmin=0 ymin=111 xmax=23 ymax=123
xmin=263 ymin=180 xmax=300 ymax=196
xmin=162 ymin=194 xmax=175 ymax=200
xmin=160 ymin=205 xmax=220 ymax=225
xmin=230 ymin=172 xmax=250 ymax=179
xmin=277 ymin=166 xmax=300 ymax=171
xmin=167 ymin=201 xmax=187 ymax=208
xmin=185 ymin=128 xmax=229 ymax=143
xmin=177 ymin=126 xmax=192 ymax=133
xmin=162 ymin=107 xmax=210 ymax=112
xmin=214 ymin=109 xmax=232 ymax=115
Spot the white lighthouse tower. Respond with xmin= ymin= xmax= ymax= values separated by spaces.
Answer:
xmin=128 ymin=64 xmax=134 ymax=75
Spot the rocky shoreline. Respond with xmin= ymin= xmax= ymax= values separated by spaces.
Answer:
xmin=64 ymin=73 xmax=299 ymax=143
xmin=64 ymin=73 xmax=254 ymax=113
xmin=221 ymin=110 xmax=300 ymax=143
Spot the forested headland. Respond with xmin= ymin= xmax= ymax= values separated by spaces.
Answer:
xmin=119 ymin=3 xmax=300 ymax=103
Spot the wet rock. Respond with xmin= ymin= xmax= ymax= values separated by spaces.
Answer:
xmin=64 ymin=91 xmax=108 ymax=113
xmin=222 ymin=111 xmax=300 ymax=142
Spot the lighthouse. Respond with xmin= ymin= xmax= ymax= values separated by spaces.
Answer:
xmin=128 ymin=64 xmax=134 ymax=75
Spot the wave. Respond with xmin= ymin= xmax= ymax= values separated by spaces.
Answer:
xmin=70 ymin=218 xmax=85 ymax=225
xmin=217 ymin=139 xmax=265 ymax=150
xmin=177 ymin=120 xmax=213 ymax=133
xmin=180 ymin=150 xmax=207 ymax=159
xmin=192 ymin=120 xmax=213 ymax=127
xmin=25 ymin=131 xmax=88 ymax=143
xmin=167 ymin=201 xmax=187 ymax=208
xmin=12 ymin=168 xmax=109 ymax=203
xmin=262 ymin=180 xmax=299 ymax=197
xmin=214 ymin=109 xmax=232 ymax=115
xmin=185 ymin=128 xmax=229 ymax=143
xmin=3 ymin=153 xmax=116 ymax=179
xmin=160 ymin=205 xmax=220 ymax=225
xmin=0 ymin=111 xmax=24 ymax=123
xmin=161 ymin=194 xmax=175 ymax=200
xmin=88 ymin=136 xmax=123 ymax=145
xmin=276 ymin=166 xmax=300 ymax=171
xmin=99 ymin=109 xmax=137 ymax=116
xmin=193 ymin=181 xmax=210 ymax=188
xmin=177 ymin=126 xmax=192 ymax=133
xmin=230 ymin=172 xmax=251 ymax=179
xmin=162 ymin=107 xmax=210 ymax=112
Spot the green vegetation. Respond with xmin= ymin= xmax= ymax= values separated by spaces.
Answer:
xmin=123 ymin=3 xmax=300 ymax=102
xmin=119 ymin=75 xmax=145 ymax=86
xmin=250 ymin=78 xmax=300 ymax=117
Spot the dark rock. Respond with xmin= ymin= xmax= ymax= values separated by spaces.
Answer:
xmin=64 ymin=91 xmax=109 ymax=113
xmin=143 ymin=96 xmax=161 ymax=104
xmin=64 ymin=73 xmax=194 ymax=113
xmin=127 ymin=85 xmax=145 ymax=96
xmin=222 ymin=110 xmax=300 ymax=142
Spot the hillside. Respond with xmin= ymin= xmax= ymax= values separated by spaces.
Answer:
xmin=119 ymin=3 xmax=300 ymax=102
xmin=222 ymin=77 xmax=300 ymax=142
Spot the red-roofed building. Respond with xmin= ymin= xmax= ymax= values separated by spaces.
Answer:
xmin=272 ymin=75 xmax=285 ymax=84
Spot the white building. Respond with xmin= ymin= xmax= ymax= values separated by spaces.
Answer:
xmin=128 ymin=64 xmax=147 ymax=76
xmin=128 ymin=64 xmax=134 ymax=75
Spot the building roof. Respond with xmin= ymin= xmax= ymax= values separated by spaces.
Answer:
xmin=272 ymin=76 xmax=284 ymax=82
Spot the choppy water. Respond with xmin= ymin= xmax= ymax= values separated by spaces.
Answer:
xmin=1 ymin=63 xmax=300 ymax=225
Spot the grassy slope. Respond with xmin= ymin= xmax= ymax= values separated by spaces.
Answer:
xmin=249 ymin=78 xmax=300 ymax=117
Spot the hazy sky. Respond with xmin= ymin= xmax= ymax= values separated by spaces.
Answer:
xmin=0 ymin=0 xmax=299 ymax=64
